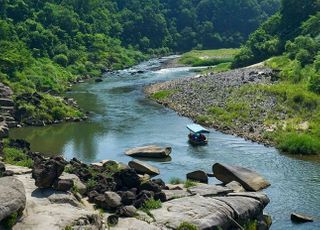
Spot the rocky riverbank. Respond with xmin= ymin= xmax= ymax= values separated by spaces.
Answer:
xmin=0 ymin=139 xmax=272 ymax=229
xmin=145 ymin=65 xmax=280 ymax=146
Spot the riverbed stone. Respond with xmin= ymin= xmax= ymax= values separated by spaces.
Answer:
xmin=225 ymin=181 xmax=246 ymax=192
xmin=125 ymin=145 xmax=172 ymax=158
xmin=163 ymin=189 xmax=192 ymax=200
xmin=128 ymin=160 xmax=160 ymax=176
xmin=213 ymin=163 xmax=270 ymax=191
xmin=291 ymin=213 xmax=314 ymax=223
xmin=186 ymin=170 xmax=208 ymax=183
xmin=118 ymin=205 xmax=137 ymax=217
xmin=0 ymin=176 xmax=26 ymax=221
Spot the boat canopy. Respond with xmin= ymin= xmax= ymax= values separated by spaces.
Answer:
xmin=187 ymin=124 xmax=210 ymax=134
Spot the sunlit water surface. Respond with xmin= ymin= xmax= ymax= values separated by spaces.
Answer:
xmin=10 ymin=57 xmax=320 ymax=229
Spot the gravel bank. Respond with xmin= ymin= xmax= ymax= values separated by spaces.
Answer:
xmin=145 ymin=66 xmax=280 ymax=145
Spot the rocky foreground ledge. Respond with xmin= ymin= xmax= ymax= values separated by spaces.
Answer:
xmin=0 ymin=147 xmax=272 ymax=230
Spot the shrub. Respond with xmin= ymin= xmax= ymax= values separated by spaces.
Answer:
xmin=53 ymin=54 xmax=68 ymax=67
xmin=278 ymin=133 xmax=320 ymax=155
xmin=169 ymin=177 xmax=184 ymax=184
xmin=3 ymin=147 xmax=33 ymax=168
xmin=142 ymin=198 xmax=162 ymax=210
xmin=177 ymin=222 xmax=199 ymax=230
xmin=184 ymin=180 xmax=197 ymax=188
xmin=309 ymin=72 xmax=320 ymax=94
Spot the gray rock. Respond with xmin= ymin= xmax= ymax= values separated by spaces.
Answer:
xmin=291 ymin=213 xmax=314 ymax=223
xmin=0 ymin=125 xmax=9 ymax=138
xmin=128 ymin=160 xmax=160 ymax=176
xmin=225 ymin=181 xmax=246 ymax=193
xmin=104 ymin=192 xmax=122 ymax=208
xmin=125 ymin=145 xmax=172 ymax=158
xmin=53 ymin=179 xmax=74 ymax=192
xmin=163 ymin=190 xmax=192 ymax=200
xmin=213 ymin=163 xmax=270 ymax=191
xmin=13 ymin=174 xmax=102 ymax=230
xmin=59 ymin=173 xmax=87 ymax=195
xmin=0 ymin=162 xmax=5 ymax=176
xmin=151 ymin=192 xmax=270 ymax=229
xmin=186 ymin=170 xmax=208 ymax=183
xmin=0 ymin=177 xmax=26 ymax=221
xmin=118 ymin=205 xmax=137 ymax=217
xmin=188 ymin=184 xmax=232 ymax=197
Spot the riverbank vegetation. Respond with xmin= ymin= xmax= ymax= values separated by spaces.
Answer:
xmin=178 ymin=49 xmax=239 ymax=67
xmin=0 ymin=0 xmax=279 ymax=124
xmin=228 ymin=0 xmax=320 ymax=155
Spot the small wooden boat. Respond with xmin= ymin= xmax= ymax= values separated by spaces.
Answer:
xmin=125 ymin=145 xmax=172 ymax=158
xmin=187 ymin=124 xmax=210 ymax=146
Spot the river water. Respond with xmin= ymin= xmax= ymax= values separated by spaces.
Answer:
xmin=10 ymin=57 xmax=320 ymax=229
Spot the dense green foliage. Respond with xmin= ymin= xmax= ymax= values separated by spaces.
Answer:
xmin=0 ymin=0 xmax=279 ymax=124
xmin=229 ymin=0 xmax=320 ymax=155
xmin=233 ymin=0 xmax=320 ymax=67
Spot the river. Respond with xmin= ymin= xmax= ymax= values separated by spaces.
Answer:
xmin=10 ymin=57 xmax=320 ymax=229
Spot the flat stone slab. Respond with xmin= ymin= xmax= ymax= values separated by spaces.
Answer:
xmin=128 ymin=160 xmax=160 ymax=176
xmin=125 ymin=145 xmax=172 ymax=158
xmin=150 ymin=192 xmax=269 ymax=229
xmin=5 ymin=164 xmax=32 ymax=175
xmin=163 ymin=190 xmax=192 ymax=200
xmin=13 ymin=174 xmax=102 ymax=230
xmin=109 ymin=217 xmax=161 ymax=230
xmin=188 ymin=184 xmax=232 ymax=197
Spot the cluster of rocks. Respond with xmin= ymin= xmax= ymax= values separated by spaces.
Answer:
xmin=0 ymin=83 xmax=16 ymax=138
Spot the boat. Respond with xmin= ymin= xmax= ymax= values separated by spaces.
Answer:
xmin=125 ymin=145 xmax=172 ymax=158
xmin=187 ymin=124 xmax=210 ymax=145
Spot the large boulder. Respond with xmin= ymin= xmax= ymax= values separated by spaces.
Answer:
xmin=125 ymin=145 xmax=172 ymax=158
xmin=186 ymin=170 xmax=208 ymax=184
xmin=128 ymin=160 xmax=160 ymax=176
xmin=32 ymin=157 xmax=66 ymax=188
xmin=212 ymin=163 xmax=270 ymax=191
xmin=0 ymin=177 xmax=26 ymax=222
xmin=150 ymin=192 xmax=270 ymax=229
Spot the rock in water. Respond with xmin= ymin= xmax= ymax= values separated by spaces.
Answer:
xmin=0 ymin=177 xmax=26 ymax=221
xmin=212 ymin=163 xmax=270 ymax=191
xmin=186 ymin=170 xmax=208 ymax=184
xmin=291 ymin=213 xmax=314 ymax=223
xmin=128 ymin=160 xmax=160 ymax=176
xmin=125 ymin=145 xmax=172 ymax=158
xmin=32 ymin=157 xmax=66 ymax=188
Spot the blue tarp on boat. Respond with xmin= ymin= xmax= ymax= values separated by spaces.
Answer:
xmin=187 ymin=124 xmax=210 ymax=134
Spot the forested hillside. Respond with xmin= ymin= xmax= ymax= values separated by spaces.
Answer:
xmin=0 ymin=0 xmax=280 ymax=124
xmin=231 ymin=0 xmax=320 ymax=154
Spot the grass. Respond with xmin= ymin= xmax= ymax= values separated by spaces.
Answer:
xmin=179 ymin=49 xmax=239 ymax=67
xmin=278 ymin=133 xmax=320 ymax=155
xmin=177 ymin=222 xmax=199 ymax=230
xmin=140 ymin=198 xmax=162 ymax=218
xmin=184 ymin=180 xmax=197 ymax=188
xmin=0 ymin=212 xmax=18 ymax=229
xmin=142 ymin=198 xmax=162 ymax=210
xmin=169 ymin=177 xmax=184 ymax=184
xmin=244 ymin=220 xmax=258 ymax=230
xmin=3 ymin=147 xmax=33 ymax=168
xmin=151 ymin=89 xmax=177 ymax=100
